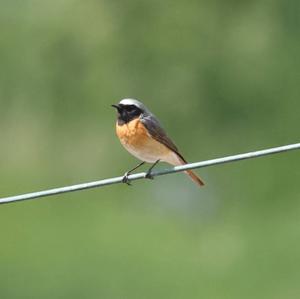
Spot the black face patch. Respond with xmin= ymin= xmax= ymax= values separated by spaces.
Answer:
xmin=117 ymin=104 xmax=143 ymax=125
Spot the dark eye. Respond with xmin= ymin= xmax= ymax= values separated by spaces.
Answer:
xmin=126 ymin=105 xmax=136 ymax=112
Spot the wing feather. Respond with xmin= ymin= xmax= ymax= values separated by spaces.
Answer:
xmin=140 ymin=115 xmax=186 ymax=161
xmin=140 ymin=114 xmax=205 ymax=187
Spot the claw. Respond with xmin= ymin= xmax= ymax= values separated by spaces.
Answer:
xmin=121 ymin=161 xmax=145 ymax=186
xmin=145 ymin=171 xmax=154 ymax=180
xmin=144 ymin=159 xmax=160 ymax=180
xmin=122 ymin=172 xmax=132 ymax=186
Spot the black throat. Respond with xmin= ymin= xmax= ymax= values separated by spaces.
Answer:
xmin=116 ymin=105 xmax=143 ymax=125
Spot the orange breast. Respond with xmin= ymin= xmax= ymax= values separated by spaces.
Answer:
xmin=116 ymin=118 xmax=149 ymax=147
xmin=115 ymin=118 xmax=172 ymax=163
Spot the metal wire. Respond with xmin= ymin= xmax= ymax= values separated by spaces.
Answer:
xmin=1 ymin=143 xmax=299 ymax=205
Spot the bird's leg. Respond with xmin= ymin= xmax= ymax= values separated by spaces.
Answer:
xmin=122 ymin=161 xmax=145 ymax=185
xmin=145 ymin=159 xmax=160 ymax=180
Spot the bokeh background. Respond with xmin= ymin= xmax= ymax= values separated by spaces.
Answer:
xmin=1 ymin=0 xmax=300 ymax=298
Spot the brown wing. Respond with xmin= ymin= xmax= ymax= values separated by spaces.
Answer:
xmin=141 ymin=115 xmax=205 ymax=187
xmin=141 ymin=115 xmax=186 ymax=162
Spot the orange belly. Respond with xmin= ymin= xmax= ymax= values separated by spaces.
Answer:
xmin=116 ymin=118 xmax=177 ymax=163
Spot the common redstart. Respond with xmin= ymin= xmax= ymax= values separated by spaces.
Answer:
xmin=112 ymin=99 xmax=204 ymax=187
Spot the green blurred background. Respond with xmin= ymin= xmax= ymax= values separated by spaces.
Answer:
xmin=1 ymin=0 xmax=299 ymax=298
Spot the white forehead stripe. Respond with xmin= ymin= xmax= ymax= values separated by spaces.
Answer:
xmin=118 ymin=98 xmax=152 ymax=116
xmin=119 ymin=98 xmax=141 ymax=106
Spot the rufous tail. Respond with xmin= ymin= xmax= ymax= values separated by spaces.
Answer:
xmin=184 ymin=169 xmax=205 ymax=187
xmin=176 ymin=155 xmax=204 ymax=187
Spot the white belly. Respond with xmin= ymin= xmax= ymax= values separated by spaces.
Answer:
xmin=122 ymin=141 xmax=181 ymax=165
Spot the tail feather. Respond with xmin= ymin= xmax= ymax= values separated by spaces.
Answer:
xmin=176 ymin=154 xmax=205 ymax=187
xmin=185 ymin=169 xmax=205 ymax=187
xmin=165 ymin=151 xmax=205 ymax=187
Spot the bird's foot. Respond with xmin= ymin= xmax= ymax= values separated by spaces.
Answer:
xmin=122 ymin=161 xmax=146 ymax=186
xmin=145 ymin=171 xmax=154 ymax=180
xmin=144 ymin=159 xmax=160 ymax=180
xmin=122 ymin=172 xmax=132 ymax=186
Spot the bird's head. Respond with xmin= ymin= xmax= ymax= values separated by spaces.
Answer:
xmin=112 ymin=98 xmax=147 ymax=125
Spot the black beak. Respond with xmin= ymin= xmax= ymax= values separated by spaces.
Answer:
xmin=111 ymin=104 xmax=121 ymax=112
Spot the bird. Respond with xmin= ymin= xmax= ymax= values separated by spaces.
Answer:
xmin=112 ymin=98 xmax=205 ymax=187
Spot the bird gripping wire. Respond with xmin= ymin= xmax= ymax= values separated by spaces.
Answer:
xmin=0 ymin=143 xmax=299 ymax=205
